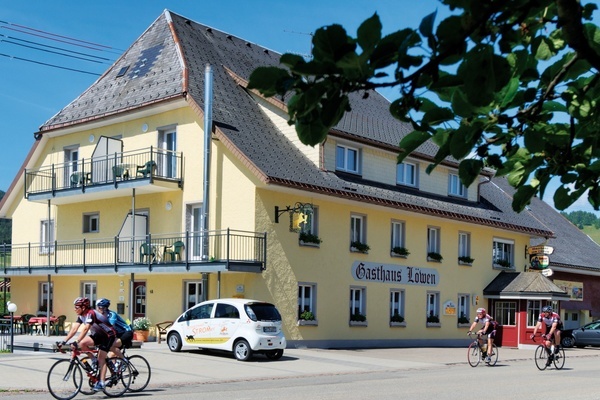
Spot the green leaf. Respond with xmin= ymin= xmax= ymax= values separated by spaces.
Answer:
xmin=419 ymin=11 xmax=437 ymax=39
xmin=458 ymin=159 xmax=483 ymax=187
xmin=357 ymin=13 xmax=382 ymax=55
xmin=312 ymin=24 xmax=355 ymax=63
xmin=512 ymin=184 xmax=538 ymax=212
xmin=422 ymin=107 xmax=454 ymax=125
xmin=532 ymin=36 xmax=554 ymax=60
xmin=369 ymin=28 xmax=414 ymax=69
xmin=397 ymin=130 xmax=431 ymax=163
xmin=295 ymin=115 xmax=328 ymax=146
xmin=247 ymin=67 xmax=291 ymax=97
xmin=553 ymin=185 xmax=574 ymax=210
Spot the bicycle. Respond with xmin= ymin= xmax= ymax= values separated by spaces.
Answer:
xmin=532 ymin=333 xmax=565 ymax=370
xmin=467 ymin=331 xmax=498 ymax=367
xmin=47 ymin=342 xmax=132 ymax=399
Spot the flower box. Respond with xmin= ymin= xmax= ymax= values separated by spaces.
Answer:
xmin=390 ymin=321 xmax=407 ymax=327
xmin=298 ymin=319 xmax=318 ymax=326
xmin=349 ymin=320 xmax=368 ymax=327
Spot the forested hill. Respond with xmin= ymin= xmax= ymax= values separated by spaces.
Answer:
xmin=561 ymin=211 xmax=600 ymax=245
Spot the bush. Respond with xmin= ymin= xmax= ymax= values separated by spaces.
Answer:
xmin=299 ymin=310 xmax=315 ymax=320
xmin=132 ymin=317 xmax=151 ymax=330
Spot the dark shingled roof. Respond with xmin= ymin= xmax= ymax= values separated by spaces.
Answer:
xmin=38 ymin=10 xmax=553 ymax=238
xmin=483 ymin=271 xmax=569 ymax=299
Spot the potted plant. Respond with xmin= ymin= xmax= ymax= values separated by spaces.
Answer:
xmin=390 ymin=311 xmax=406 ymax=326
xmin=132 ymin=317 xmax=152 ymax=342
xmin=494 ymin=258 xmax=512 ymax=268
xmin=350 ymin=241 xmax=370 ymax=253
xmin=350 ymin=311 xmax=367 ymax=326
xmin=299 ymin=231 xmax=322 ymax=246
xmin=427 ymin=252 xmax=443 ymax=262
xmin=391 ymin=246 xmax=410 ymax=257
xmin=458 ymin=256 xmax=474 ymax=265
xmin=458 ymin=314 xmax=470 ymax=326
xmin=426 ymin=313 xmax=440 ymax=326
xmin=298 ymin=310 xmax=318 ymax=326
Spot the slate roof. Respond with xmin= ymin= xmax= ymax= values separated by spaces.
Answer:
xmin=483 ymin=271 xmax=569 ymax=299
xmin=493 ymin=177 xmax=600 ymax=273
xmin=37 ymin=10 xmax=553 ymax=238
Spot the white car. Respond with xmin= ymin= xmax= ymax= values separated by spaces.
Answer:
xmin=166 ymin=298 xmax=286 ymax=361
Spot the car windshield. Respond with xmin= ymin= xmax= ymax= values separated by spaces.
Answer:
xmin=245 ymin=303 xmax=281 ymax=322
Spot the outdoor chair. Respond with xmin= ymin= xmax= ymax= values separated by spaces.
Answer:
xmin=155 ymin=321 xmax=173 ymax=344
xmin=164 ymin=241 xmax=184 ymax=262
xmin=21 ymin=314 xmax=34 ymax=335
xmin=136 ymin=160 xmax=157 ymax=178
xmin=52 ymin=315 xmax=67 ymax=335
xmin=140 ymin=243 xmax=156 ymax=263
xmin=70 ymin=171 xmax=91 ymax=187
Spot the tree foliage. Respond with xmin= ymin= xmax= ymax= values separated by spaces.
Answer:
xmin=561 ymin=210 xmax=599 ymax=226
xmin=248 ymin=0 xmax=600 ymax=212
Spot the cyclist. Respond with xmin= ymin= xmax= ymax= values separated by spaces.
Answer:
xmin=96 ymin=298 xmax=133 ymax=359
xmin=531 ymin=305 xmax=562 ymax=364
xmin=467 ymin=307 xmax=496 ymax=362
xmin=61 ymin=297 xmax=116 ymax=392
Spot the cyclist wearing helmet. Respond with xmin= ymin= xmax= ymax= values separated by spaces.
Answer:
xmin=61 ymin=297 xmax=116 ymax=392
xmin=531 ymin=305 xmax=562 ymax=360
xmin=96 ymin=298 xmax=133 ymax=359
xmin=467 ymin=307 xmax=497 ymax=363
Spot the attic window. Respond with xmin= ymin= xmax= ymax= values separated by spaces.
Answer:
xmin=116 ymin=66 xmax=129 ymax=78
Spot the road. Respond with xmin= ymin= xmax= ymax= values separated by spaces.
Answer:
xmin=1 ymin=345 xmax=598 ymax=399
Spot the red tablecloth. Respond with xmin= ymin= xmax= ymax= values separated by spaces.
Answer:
xmin=29 ymin=316 xmax=58 ymax=325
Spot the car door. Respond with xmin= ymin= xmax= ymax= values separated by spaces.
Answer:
xmin=575 ymin=321 xmax=600 ymax=345
xmin=209 ymin=302 xmax=243 ymax=350
xmin=182 ymin=302 xmax=214 ymax=347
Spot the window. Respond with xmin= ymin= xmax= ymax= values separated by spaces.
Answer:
xmin=391 ymin=220 xmax=405 ymax=249
xmin=38 ymin=282 xmax=53 ymax=313
xmin=83 ymin=213 xmax=100 ymax=233
xmin=190 ymin=303 xmax=214 ymax=320
xmin=397 ymin=162 xmax=417 ymax=186
xmin=350 ymin=287 xmax=366 ymax=318
xmin=427 ymin=227 xmax=440 ymax=253
xmin=215 ymin=303 xmax=240 ymax=319
xmin=458 ymin=232 xmax=471 ymax=258
xmin=350 ymin=214 xmax=367 ymax=244
xmin=494 ymin=301 xmax=517 ymax=325
xmin=185 ymin=281 xmax=204 ymax=310
xmin=81 ymin=282 xmax=97 ymax=307
xmin=158 ymin=127 xmax=177 ymax=178
xmin=426 ymin=292 xmax=440 ymax=321
xmin=458 ymin=294 xmax=470 ymax=323
xmin=299 ymin=206 xmax=319 ymax=236
xmin=527 ymin=300 xmax=542 ymax=327
xmin=40 ymin=219 xmax=55 ymax=254
xmin=64 ymin=146 xmax=79 ymax=185
xmin=493 ymin=238 xmax=514 ymax=268
xmin=449 ymin=173 xmax=467 ymax=197
xmin=336 ymin=144 xmax=360 ymax=174
xmin=298 ymin=283 xmax=316 ymax=319
xmin=390 ymin=289 xmax=405 ymax=321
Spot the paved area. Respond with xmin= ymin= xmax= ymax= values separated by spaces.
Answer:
xmin=1 ymin=335 xmax=599 ymax=393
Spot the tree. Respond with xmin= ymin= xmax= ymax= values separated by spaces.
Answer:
xmin=248 ymin=0 xmax=600 ymax=212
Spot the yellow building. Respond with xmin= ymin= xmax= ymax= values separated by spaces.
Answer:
xmin=0 ymin=10 xmax=566 ymax=347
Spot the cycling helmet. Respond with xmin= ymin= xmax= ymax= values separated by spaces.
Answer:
xmin=476 ymin=308 xmax=486 ymax=314
xmin=96 ymin=298 xmax=110 ymax=308
xmin=73 ymin=297 xmax=90 ymax=308
xmin=542 ymin=305 xmax=553 ymax=313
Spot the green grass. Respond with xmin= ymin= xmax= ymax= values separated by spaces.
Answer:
xmin=582 ymin=225 xmax=600 ymax=245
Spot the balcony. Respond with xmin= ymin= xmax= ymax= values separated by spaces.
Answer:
xmin=24 ymin=146 xmax=183 ymax=204
xmin=0 ymin=229 xmax=266 ymax=275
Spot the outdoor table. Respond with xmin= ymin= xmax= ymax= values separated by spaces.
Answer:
xmin=28 ymin=316 xmax=58 ymax=335
xmin=2 ymin=315 xmax=23 ymax=333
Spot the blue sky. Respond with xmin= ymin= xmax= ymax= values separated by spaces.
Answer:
xmin=1 ymin=0 xmax=598 ymax=216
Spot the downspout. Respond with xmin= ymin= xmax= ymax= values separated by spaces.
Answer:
xmin=202 ymin=64 xmax=216 ymax=294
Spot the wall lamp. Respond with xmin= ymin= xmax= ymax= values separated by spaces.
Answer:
xmin=275 ymin=202 xmax=314 ymax=232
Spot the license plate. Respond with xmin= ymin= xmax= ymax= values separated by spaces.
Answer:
xmin=263 ymin=326 xmax=276 ymax=333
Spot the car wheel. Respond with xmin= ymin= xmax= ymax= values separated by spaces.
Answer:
xmin=265 ymin=349 xmax=284 ymax=360
xmin=233 ymin=339 xmax=253 ymax=361
xmin=561 ymin=336 xmax=575 ymax=348
xmin=167 ymin=332 xmax=182 ymax=352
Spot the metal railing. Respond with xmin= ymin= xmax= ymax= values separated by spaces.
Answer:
xmin=24 ymin=147 xmax=183 ymax=197
xmin=0 ymin=229 xmax=266 ymax=273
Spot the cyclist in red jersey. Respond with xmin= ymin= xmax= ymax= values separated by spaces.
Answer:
xmin=531 ymin=305 xmax=562 ymax=361
xmin=61 ymin=297 xmax=117 ymax=392
xmin=468 ymin=307 xmax=496 ymax=362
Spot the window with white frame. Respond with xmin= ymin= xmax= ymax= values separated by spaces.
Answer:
xmin=40 ymin=219 xmax=55 ymax=254
xmin=397 ymin=161 xmax=417 ymax=187
xmin=493 ymin=238 xmax=514 ymax=268
xmin=298 ymin=283 xmax=316 ymax=319
xmin=426 ymin=291 xmax=440 ymax=321
xmin=38 ymin=282 xmax=53 ymax=313
xmin=449 ymin=173 xmax=467 ymax=197
xmin=391 ymin=220 xmax=405 ymax=250
xmin=458 ymin=232 xmax=471 ymax=258
xmin=527 ymin=300 xmax=543 ymax=327
xmin=185 ymin=281 xmax=204 ymax=310
xmin=299 ymin=206 xmax=319 ymax=238
xmin=64 ymin=146 xmax=79 ymax=184
xmin=350 ymin=287 xmax=366 ymax=318
xmin=458 ymin=294 xmax=470 ymax=323
xmin=83 ymin=213 xmax=100 ymax=233
xmin=495 ymin=301 xmax=517 ymax=325
xmin=350 ymin=214 xmax=367 ymax=245
xmin=390 ymin=289 xmax=405 ymax=321
xmin=427 ymin=227 xmax=440 ymax=253
xmin=336 ymin=144 xmax=360 ymax=174
xmin=81 ymin=281 xmax=97 ymax=307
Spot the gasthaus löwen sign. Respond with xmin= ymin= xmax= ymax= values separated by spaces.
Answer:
xmin=352 ymin=261 xmax=439 ymax=286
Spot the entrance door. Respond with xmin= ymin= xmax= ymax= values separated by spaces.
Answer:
xmin=133 ymin=281 xmax=146 ymax=319
xmin=187 ymin=204 xmax=205 ymax=260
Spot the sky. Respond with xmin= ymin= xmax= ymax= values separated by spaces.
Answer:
xmin=1 ymin=0 xmax=598 ymax=216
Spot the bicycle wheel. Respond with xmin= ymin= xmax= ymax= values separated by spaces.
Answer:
xmin=127 ymin=354 xmax=151 ymax=392
xmin=487 ymin=344 xmax=499 ymax=366
xmin=103 ymin=357 xmax=132 ymax=397
xmin=534 ymin=345 xmax=549 ymax=370
xmin=553 ymin=347 xmax=566 ymax=369
xmin=467 ymin=342 xmax=481 ymax=367
xmin=79 ymin=355 xmax=97 ymax=395
xmin=47 ymin=359 xmax=83 ymax=400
